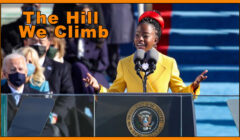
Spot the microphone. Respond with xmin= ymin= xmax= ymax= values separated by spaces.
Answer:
xmin=133 ymin=49 xmax=145 ymax=78
xmin=145 ymin=48 xmax=159 ymax=74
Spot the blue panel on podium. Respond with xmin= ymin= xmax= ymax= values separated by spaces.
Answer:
xmin=7 ymin=97 xmax=54 ymax=136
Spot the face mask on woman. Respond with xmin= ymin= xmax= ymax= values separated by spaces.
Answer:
xmin=47 ymin=45 xmax=58 ymax=59
xmin=27 ymin=63 xmax=36 ymax=76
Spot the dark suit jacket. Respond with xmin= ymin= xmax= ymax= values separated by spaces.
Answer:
xmin=101 ymin=4 xmax=136 ymax=44
xmin=1 ymin=18 xmax=25 ymax=55
xmin=43 ymin=57 xmax=75 ymax=136
xmin=1 ymin=82 xmax=40 ymax=129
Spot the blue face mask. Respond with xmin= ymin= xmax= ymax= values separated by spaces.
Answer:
xmin=8 ymin=72 xmax=26 ymax=87
xmin=27 ymin=63 xmax=36 ymax=76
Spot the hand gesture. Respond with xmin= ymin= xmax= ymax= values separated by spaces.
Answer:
xmin=83 ymin=73 xmax=100 ymax=91
xmin=192 ymin=70 xmax=208 ymax=90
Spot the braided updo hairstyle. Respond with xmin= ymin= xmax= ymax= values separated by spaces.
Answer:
xmin=138 ymin=17 xmax=162 ymax=43
xmin=138 ymin=10 xmax=162 ymax=43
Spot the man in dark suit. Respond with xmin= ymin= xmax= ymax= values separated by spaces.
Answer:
xmin=101 ymin=4 xmax=136 ymax=81
xmin=1 ymin=4 xmax=40 ymax=55
xmin=1 ymin=53 xmax=40 ymax=129
xmin=24 ymin=25 xmax=75 ymax=136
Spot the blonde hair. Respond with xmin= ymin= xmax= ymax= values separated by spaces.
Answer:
xmin=46 ymin=25 xmax=66 ymax=60
xmin=53 ymin=37 xmax=66 ymax=59
xmin=15 ymin=47 xmax=46 ymax=87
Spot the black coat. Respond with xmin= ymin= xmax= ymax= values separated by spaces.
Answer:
xmin=42 ymin=57 xmax=75 ymax=136
xmin=101 ymin=4 xmax=136 ymax=44
xmin=1 ymin=82 xmax=40 ymax=130
xmin=1 ymin=18 xmax=25 ymax=55
xmin=43 ymin=57 xmax=74 ymax=94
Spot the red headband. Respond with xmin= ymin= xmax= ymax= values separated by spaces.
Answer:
xmin=138 ymin=11 xmax=164 ymax=29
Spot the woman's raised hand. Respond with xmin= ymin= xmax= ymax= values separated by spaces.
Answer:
xmin=83 ymin=73 xmax=100 ymax=91
xmin=192 ymin=70 xmax=208 ymax=90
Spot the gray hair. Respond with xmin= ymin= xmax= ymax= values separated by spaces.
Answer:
xmin=2 ymin=53 xmax=26 ymax=73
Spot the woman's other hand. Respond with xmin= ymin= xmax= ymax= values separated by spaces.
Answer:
xmin=192 ymin=70 xmax=208 ymax=91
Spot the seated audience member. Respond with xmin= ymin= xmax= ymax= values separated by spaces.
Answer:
xmin=16 ymin=46 xmax=49 ymax=92
xmin=24 ymin=25 xmax=75 ymax=136
xmin=1 ymin=48 xmax=6 ymax=80
xmin=46 ymin=25 xmax=66 ymax=63
xmin=1 ymin=4 xmax=40 ymax=55
xmin=1 ymin=53 xmax=40 ymax=129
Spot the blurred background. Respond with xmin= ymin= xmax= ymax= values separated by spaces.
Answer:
xmin=1 ymin=3 xmax=239 ymax=136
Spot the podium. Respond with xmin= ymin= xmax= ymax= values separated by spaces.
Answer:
xmin=95 ymin=93 xmax=196 ymax=137
xmin=2 ymin=93 xmax=196 ymax=137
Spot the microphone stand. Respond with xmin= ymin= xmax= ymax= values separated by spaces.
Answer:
xmin=135 ymin=61 xmax=156 ymax=93
xmin=143 ymin=72 xmax=147 ymax=93
xmin=142 ymin=63 xmax=156 ymax=93
xmin=135 ymin=65 xmax=147 ymax=93
xmin=136 ymin=70 xmax=148 ymax=93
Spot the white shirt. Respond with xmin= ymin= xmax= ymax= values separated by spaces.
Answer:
xmin=9 ymin=84 xmax=24 ymax=105
xmin=77 ymin=38 xmax=85 ymax=59
xmin=39 ymin=56 xmax=46 ymax=66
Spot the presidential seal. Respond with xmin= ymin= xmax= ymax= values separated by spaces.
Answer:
xmin=126 ymin=101 xmax=165 ymax=137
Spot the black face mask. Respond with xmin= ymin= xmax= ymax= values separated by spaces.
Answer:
xmin=31 ymin=44 xmax=47 ymax=57
xmin=8 ymin=72 xmax=26 ymax=87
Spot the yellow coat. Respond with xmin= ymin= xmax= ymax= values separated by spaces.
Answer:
xmin=100 ymin=52 xmax=200 ymax=96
